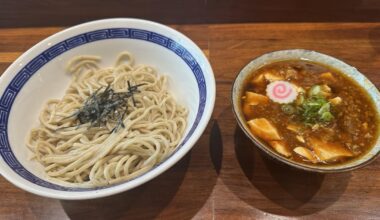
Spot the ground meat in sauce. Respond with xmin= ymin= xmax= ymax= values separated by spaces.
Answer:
xmin=242 ymin=60 xmax=379 ymax=165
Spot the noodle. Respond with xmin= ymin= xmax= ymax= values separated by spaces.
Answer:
xmin=26 ymin=52 xmax=188 ymax=187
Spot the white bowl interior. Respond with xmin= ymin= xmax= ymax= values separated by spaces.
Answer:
xmin=0 ymin=18 xmax=215 ymax=199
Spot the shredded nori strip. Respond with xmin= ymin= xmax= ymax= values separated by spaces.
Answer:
xmin=61 ymin=81 xmax=145 ymax=132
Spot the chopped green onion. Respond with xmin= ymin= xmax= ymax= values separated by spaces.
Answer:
xmin=307 ymin=84 xmax=331 ymax=98
xmin=281 ymin=104 xmax=296 ymax=115
xmin=308 ymin=85 xmax=321 ymax=97
xmin=300 ymin=96 xmax=335 ymax=124
xmin=320 ymin=111 xmax=334 ymax=122
xmin=296 ymin=94 xmax=305 ymax=105
xmin=318 ymin=103 xmax=331 ymax=115
xmin=282 ymin=84 xmax=336 ymax=125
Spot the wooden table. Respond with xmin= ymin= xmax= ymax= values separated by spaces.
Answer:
xmin=1 ymin=23 xmax=380 ymax=219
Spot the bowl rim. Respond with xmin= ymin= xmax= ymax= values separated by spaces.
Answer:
xmin=231 ymin=49 xmax=380 ymax=173
xmin=0 ymin=18 xmax=216 ymax=199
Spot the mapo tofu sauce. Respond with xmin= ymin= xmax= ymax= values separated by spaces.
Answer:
xmin=241 ymin=60 xmax=379 ymax=165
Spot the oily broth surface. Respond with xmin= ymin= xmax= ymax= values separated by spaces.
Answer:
xmin=242 ymin=60 xmax=379 ymax=166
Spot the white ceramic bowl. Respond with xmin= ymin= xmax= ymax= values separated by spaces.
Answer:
xmin=0 ymin=18 xmax=215 ymax=199
xmin=232 ymin=49 xmax=380 ymax=172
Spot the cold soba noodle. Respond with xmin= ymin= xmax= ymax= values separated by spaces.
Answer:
xmin=27 ymin=52 xmax=188 ymax=187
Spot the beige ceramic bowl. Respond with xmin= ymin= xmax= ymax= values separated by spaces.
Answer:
xmin=231 ymin=49 xmax=380 ymax=173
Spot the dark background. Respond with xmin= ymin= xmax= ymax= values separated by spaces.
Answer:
xmin=1 ymin=0 xmax=380 ymax=27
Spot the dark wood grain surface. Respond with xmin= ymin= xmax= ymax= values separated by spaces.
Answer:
xmin=2 ymin=0 xmax=380 ymax=27
xmin=1 ymin=23 xmax=380 ymax=219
